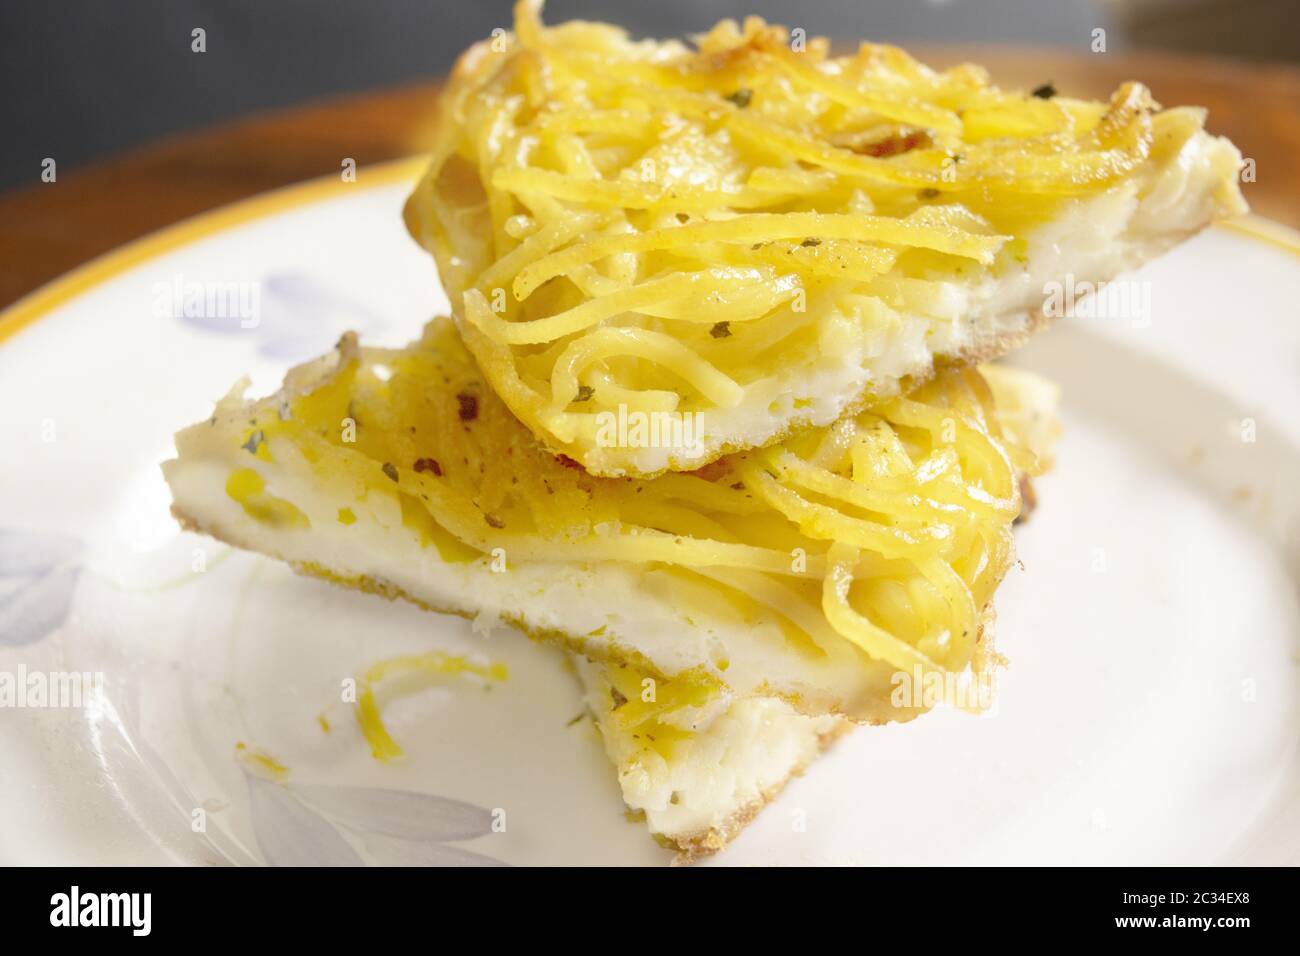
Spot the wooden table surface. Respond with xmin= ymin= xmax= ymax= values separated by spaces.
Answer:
xmin=3 ymin=48 xmax=1298 ymax=310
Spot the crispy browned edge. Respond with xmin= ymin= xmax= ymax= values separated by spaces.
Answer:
xmin=170 ymin=502 xmax=622 ymax=661
xmin=665 ymin=720 xmax=855 ymax=865
xmin=1015 ymin=473 xmax=1038 ymax=524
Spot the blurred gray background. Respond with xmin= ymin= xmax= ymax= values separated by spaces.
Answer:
xmin=2 ymin=0 xmax=1294 ymax=193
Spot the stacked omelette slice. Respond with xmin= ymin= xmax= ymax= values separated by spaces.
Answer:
xmin=165 ymin=0 xmax=1243 ymax=860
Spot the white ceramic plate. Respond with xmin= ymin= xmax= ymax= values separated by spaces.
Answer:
xmin=2 ymin=159 xmax=1298 ymax=866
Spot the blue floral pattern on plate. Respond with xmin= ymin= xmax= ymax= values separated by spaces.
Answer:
xmin=0 ymin=529 xmax=81 ymax=647
xmin=244 ymin=773 xmax=506 ymax=867
xmin=176 ymin=271 xmax=389 ymax=364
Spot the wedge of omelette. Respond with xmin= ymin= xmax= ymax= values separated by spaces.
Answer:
xmin=403 ymin=0 xmax=1239 ymax=477
xmin=166 ymin=317 xmax=1057 ymax=725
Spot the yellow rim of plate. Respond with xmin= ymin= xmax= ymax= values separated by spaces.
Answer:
xmin=0 ymin=155 xmax=428 ymax=347
xmin=0 ymin=165 xmax=1295 ymax=348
